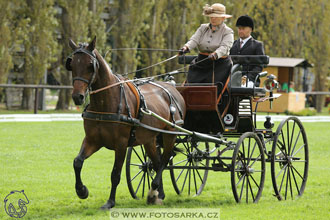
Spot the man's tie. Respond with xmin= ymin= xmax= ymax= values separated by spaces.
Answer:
xmin=240 ymin=40 xmax=243 ymax=49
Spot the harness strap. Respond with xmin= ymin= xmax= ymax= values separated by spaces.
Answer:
xmin=126 ymin=82 xmax=140 ymax=115
xmin=82 ymin=110 xmax=186 ymax=136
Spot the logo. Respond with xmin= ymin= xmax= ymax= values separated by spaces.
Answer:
xmin=224 ymin=114 xmax=234 ymax=125
xmin=4 ymin=190 xmax=29 ymax=218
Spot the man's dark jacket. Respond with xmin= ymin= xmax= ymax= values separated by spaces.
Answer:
xmin=230 ymin=38 xmax=265 ymax=85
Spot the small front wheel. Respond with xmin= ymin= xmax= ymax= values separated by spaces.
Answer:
xmin=231 ymin=132 xmax=266 ymax=203
xmin=126 ymin=145 xmax=155 ymax=199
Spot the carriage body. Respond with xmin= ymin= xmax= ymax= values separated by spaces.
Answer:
xmin=126 ymin=54 xmax=309 ymax=204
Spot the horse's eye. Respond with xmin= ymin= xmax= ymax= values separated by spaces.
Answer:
xmin=88 ymin=64 xmax=94 ymax=72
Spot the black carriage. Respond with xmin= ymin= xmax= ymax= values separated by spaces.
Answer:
xmin=126 ymin=55 xmax=309 ymax=203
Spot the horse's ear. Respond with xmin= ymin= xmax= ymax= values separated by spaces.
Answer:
xmin=69 ymin=39 xmax=78 ymax=50
xmin=87 ymin=36 xmax=96 ymax=51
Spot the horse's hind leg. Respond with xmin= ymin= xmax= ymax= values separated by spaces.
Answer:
xmin=73 ymin=138 xmax=100 ymax=199
xmin=101 ymin=147 xmax=127 ymax=210
xmin=143 ymin=140 xmax=163 ymax=204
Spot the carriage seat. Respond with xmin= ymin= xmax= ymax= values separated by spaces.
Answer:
xmin=230 ymin=86 xmax=266 ymax=97
xmin=178 ymin=55 xmax=269 ymax=65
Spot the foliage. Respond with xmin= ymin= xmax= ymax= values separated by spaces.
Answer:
xmin=55 ymin=0 xmax=108 ymax=110
xmin=0 ymin=0 xmax=329 ymax=111
xmin=0 ymin=0 xmax=14 ymax=83
xmin=0 ymin=121 xmax=329 ymax=219
xmin=284 ymin=108 xmax=317 ymax=116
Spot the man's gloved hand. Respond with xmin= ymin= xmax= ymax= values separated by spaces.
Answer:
xmin=178 ymin=46 xmax=189 ymax=55
xmin=208 ymin=52 xmax=218 ymax=61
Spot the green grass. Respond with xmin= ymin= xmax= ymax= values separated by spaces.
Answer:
xmin=0 ymin=121 xmax=329 ymax=219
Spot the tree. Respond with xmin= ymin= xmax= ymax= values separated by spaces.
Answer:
xmin=0 ymin=0 xmax=15 ymax=84
xmin=109 ymin=0 xmax=153 ymax=77
xmin=56 ymin=0 xmax=108 ymax=110
xmin=19 ymin=0 xmax=59 ymax=109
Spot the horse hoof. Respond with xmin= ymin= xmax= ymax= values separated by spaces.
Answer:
xmin=100 ymin=200 xmax=115 ymax=210
xmin=147 ymin=190 xmax=163 ymax=205
xmin=76 ymin=185 xmax=89 ymax=199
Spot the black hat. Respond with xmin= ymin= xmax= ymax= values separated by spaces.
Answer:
xmin=236 ymin=15 xmax=254 ymax=30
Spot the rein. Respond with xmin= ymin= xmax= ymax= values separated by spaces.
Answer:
xmin=90 ymin=56 xmax=210 ymax=95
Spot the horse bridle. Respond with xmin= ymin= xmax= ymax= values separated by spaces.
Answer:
xmin=66 ymin=46 xmax=100 ymax=90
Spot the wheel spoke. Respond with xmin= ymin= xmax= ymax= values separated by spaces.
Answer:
xmin=291 ymin=165 xmax=304 ymax=180
xmin=135 ymin=172 xmax=146 ymax=195
xmin=130 ymin=169 xmax=143 ymax=182
xmin=280 ymin=131 xmax=288 ymax=155
xmin=249 ymin=174 xmax=260 ymax=189
xmin=290 ymin=166 xmax=301 ymax=195
xmin=175 ymin=161 xmax=189 ymax=183
xmin=132 ymin=148 xmax=145 ymax=164
xmin=289 ymin=121 xmax=296 ymax=155
xmin=180 ymin=163 xmax=190 ymax=193
xmin=248 ymin=176 xmax=255 ymax=202
xmin=278 ymin=164 xmax=288 ymax=193
xmin=247 ymin=141 xmax=257 ymax=165
xmin=193 ymin=168 xmax=198 ymax=195
xmin=236 ymin=173 xmax=246 ymax=187
xmin=239 ymin=175 xmax=246 ymax=201
xmin=292 ymin=144 xmax=305 ymax=157
xmin=285 ymin=164 xmax=290 ymax=199
xmin=195 ymin=168 xmax=204 ymax=183
xmin=290 ymin=130 xmax=301 ymax=156
xmin=142 ymin=170 xmax=146 ymax=198
xmin=276 ymin=163 xmax=288 ymax=179
xmin=130 ymin=163 xmax=143 ymax=167
xmin=288 ymin=165 xmax=293 ymax=199
xmin=246 ymin=175 xmax=249 ymax=203
xmin=173 ymin=158 xmax=188 ymax=166
xmin=249 ymin=154 xmax=262 ymax=167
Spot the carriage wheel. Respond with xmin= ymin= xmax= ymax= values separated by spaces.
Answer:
xmin=169 ymin=135 xmax=209 ymax=196
xmin=271 ymin=117 xmax=309 ymax=200
xmin=126 ymin=145 xmax=156 ymax=199
xmin=231 ymin=132 xmax=265 ymax=203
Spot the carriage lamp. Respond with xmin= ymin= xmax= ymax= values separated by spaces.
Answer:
xmin=263 ymin=74 xmax=278 ymax=92
xmin=264 ymin=115 xmax=274 ymax=129
xmin=263 ymin=74 xmax=279 ymax=109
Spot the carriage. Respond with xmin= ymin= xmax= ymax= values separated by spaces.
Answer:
xmin=125 ymin=54 xmax=309 ymax=203
xmin=67 ymin=38 xmax=308 ymax=209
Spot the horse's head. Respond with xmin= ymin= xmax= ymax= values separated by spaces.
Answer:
xmin=66 ymin=37 xmax=99 ymax=105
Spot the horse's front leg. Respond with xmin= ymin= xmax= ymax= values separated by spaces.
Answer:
xmin=147 ymin=134 xmax=176 ymax=205
xmin=101 ymin=147 xmax=127 ymax=210
xmin=73 ymin=137 xmax=100 ymax=199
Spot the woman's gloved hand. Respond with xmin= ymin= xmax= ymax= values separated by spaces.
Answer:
xmin=208 ymin=52 xmax=218 ymax=60
xmin=178 ymin=46 xmax=189 ymax=55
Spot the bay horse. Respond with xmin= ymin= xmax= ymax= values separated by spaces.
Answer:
xmin=66 ymin=37 xmax=186 ymax=209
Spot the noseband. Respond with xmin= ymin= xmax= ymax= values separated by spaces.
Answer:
xmin=66 ymin=46 xmax=100 ymax=90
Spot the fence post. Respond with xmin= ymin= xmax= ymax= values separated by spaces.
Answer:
xmin=34 ymin=88 xmax=39 ymax=114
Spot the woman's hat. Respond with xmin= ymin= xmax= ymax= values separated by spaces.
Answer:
xmin=236 ymin=15 xmax=254 ymax=30
xmin=203 ymin=3 xmax=232 ymax=18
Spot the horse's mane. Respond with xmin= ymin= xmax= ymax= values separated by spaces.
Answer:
xmin=94 ymin=49 xmax=113 ymax=77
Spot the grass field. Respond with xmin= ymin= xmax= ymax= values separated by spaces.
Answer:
xmin=1 ymin=121 xmax=329 ymax=220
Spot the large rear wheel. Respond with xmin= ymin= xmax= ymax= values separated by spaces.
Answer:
xmin=231 ymin=132 xmax=265 ymax=203
xmin=271 ymin=117 xmax=308 ymax=200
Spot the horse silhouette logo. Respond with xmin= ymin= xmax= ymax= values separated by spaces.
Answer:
xmin=4 ymin=190 xmax=29 ymax=218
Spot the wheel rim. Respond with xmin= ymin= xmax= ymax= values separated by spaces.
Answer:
xmin=126 ymin=145 xmax=154 ymax=199
xmin=271 ymin=117 xmax=309 ymax=200
xmin=169 ymin=135 xmax=209 ymax=196
xmin=231 ymin=132 xmax=265 ymax=203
